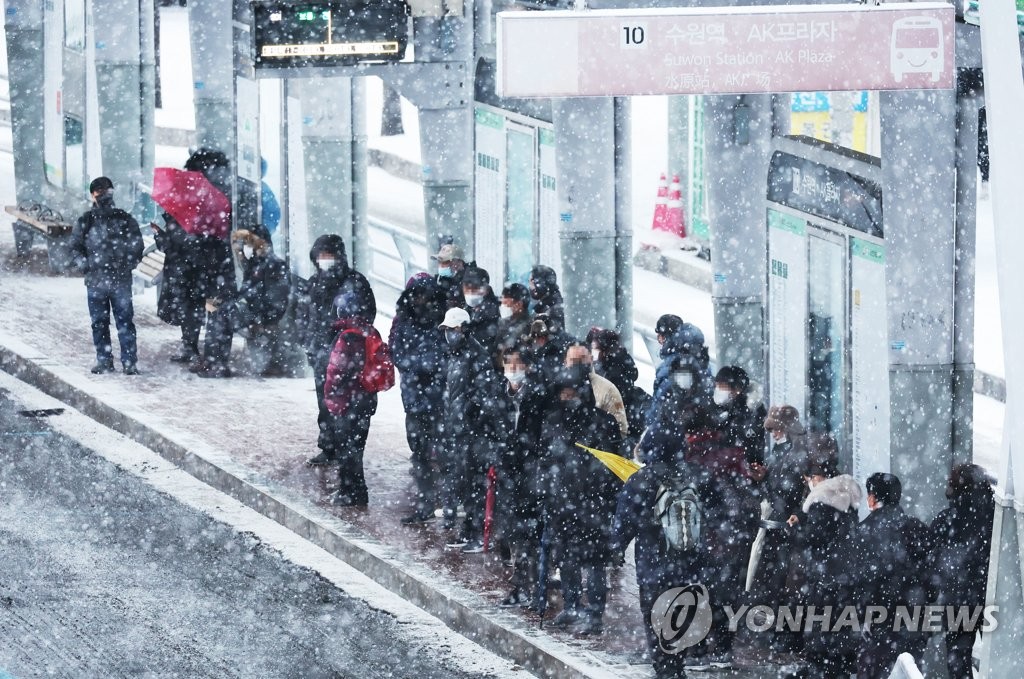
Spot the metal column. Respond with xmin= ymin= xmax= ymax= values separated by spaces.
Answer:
xmin=978 ymin=0 xmax=1024 ymax=672
xmin=881 ymin=89 xmax=958 ymax=523
xmin=3 ymin=0 xmax=45 ymax=204
xmin=92 ymin=0 xmax=153 ymax=196
xmin=704 ymin=94 xmax=774 ymax=382
xmin=411 ymin=6 xmax=474 ymax=258
xmin=552 ymin=97 xmax=618 ymax=337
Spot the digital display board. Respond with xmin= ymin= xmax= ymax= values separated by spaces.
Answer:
xmin=252 ymin=1 xmax=409 ymax=69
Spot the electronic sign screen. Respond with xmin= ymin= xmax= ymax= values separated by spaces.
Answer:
xmin=253 ymin=1 xmax=409 ymax=69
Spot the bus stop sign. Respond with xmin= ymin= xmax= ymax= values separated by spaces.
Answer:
xmin=496 ymin=3 xmax=954 ymax=97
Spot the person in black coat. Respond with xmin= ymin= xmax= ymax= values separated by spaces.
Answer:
xmin=589 ymin=327 xmax=650 ymax=450
xmin=69 ymin=176 xmax=145 ymax=374
xmin=460 ymin=265 xmax=501 ymax=353
xmin=151 ymin=213 xmax=204 ymax=363
xmin=529 ymin=265 xmax=565 ymax=333
xmin=613 ymin=425 xmax=711 ymax=678
xmin=390 ymin=274 xmax=448 ymax=523
xmin=853 ymin=473 xmax=931 ymax=679
xmin=439 ymin=307 xmax=509 ymax=552
xmin=301 ymin=234 xmax=377 ymax=466
xmin=926 ymin=463 xmax=995 ymax=679
xmin=196 ymin=224 xmax=289 ymax=378
xmin=542 ymin=369 xmax=622 ymax=635
xmin=496 ymin=344 xmax=551 ymax=607
xmin=746 ymin=405 xmax=809 ymax=607
xmin=712 ymin=366 xmax=767 ymax=465
xmin=790 ymin=440 xmax=862 ymax=679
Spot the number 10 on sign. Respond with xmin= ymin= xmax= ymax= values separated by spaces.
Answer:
xmin=621 ymin=23 xmax=647 ymax=48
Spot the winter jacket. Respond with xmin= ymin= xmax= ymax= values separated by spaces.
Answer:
xmin=153 ymin=217 xmax=202 ymax=326
xmin=465 ymin=292 xmax=501 ymax=352
xmin=299 ymin=236 xmax=376 ymax=365
xmin=852 ymin=504 xmax=931 ymax=678
xmin=759 ymin=436 xmax=809 ymax=521
xmin=497 ymin=311 xmax=532 ymax=352
xmin=70 ymin=203 xmax=144 ymax=288
xmin=927 ymin=491 xmax=995 ymax=609
xmin=389 ymin=279 xmax=447 ymax=417
xmin=541 ymin=388 xmax=622 ymax=565
xmin=613 ymin=425 xmax=709 ymax=588
xmin=193 ymin=234 xmax=237 ymax=300
xmin=714 ymin=396 xmax=768 ymax=465
xmin=794 ymin=475 xmax=862 ymax=674
xmin=442 ymin=335 xmax=508 ymax=443
xmin=498 ymin=376 xmax=551 ymax=538
xmin=232 ymin=252 xmax=290 ymax=328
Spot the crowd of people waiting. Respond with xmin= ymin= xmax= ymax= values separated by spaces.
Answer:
xmin=68 ymin=184 xmax=996 ymax=679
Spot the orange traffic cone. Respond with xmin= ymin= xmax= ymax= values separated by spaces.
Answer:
xmin=651 ymin=173 xmax=669 ymax=233
xmin=665 ymin=174 xmax=687 ymax=238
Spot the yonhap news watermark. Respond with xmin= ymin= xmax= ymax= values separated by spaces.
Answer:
xmin=651 ymin=585 xmax=998 ymax=654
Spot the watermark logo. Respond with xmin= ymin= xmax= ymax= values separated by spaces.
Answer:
xmin=650 ymin=584 xmax=714 ymax=654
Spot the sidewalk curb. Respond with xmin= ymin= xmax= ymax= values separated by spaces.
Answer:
xmin=0 ymin=342 xmax=629 ymax=679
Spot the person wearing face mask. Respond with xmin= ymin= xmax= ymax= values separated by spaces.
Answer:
xmin=587 ymin=327 xmax=649 ymax=448
xmin=712 ymin=366 xmax=768 ymax=466
xmin=301 ymin=234 xmax=376 ymax=467
xmin=528 ymin=265 xmax=565 ymax=333
xmin=497 ymin=283 xmax=533 ymax=351
xmin=192 ymin=224 xmax=289 ymax=378
xmin=564 ymin=344 xmax=629 ymax=439
xmin=70 ymin=177 xmax=145 ymax=375
xmin=438 ymin=307 xmax=509 ymax=553
xmin=496 ymin=346 xmax=549 ymax=608
xmin=540 ymin=369 xmax=622 ymax=636
xmin=430 ymin=242 xmax=467 ymax=307
xmin=459 ymin=265 xmax=501 ymax=352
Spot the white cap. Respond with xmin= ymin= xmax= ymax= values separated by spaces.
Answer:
xmin=439 ymin=307 xmax=471 ymax=329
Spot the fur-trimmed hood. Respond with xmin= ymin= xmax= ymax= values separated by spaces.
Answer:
xmin=803 ymin=474 xmax=862 ymax=514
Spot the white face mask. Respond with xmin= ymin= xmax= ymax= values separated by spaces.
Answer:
xmin=499 ymin=304 xmax=513 ymax=320
xmin=242 ymin=245 xmax=254 ymax=259
xmin=592 ymin=349 xmax=601 ymax=363
xmin=713 ymin=387 xmax=732 ymax=406
xmin=807 ymin=478 xmax=817 ymax=491
xmin=774 ymin=434 xmax=789 ymax=446
xmin=505 ymin=369 xmax=526 ymax=385
xmin=673 ymin=373 xmax=694 ymax=390
xmin=465 ymin=293 xmax=484 ymax=308
xmin=317 ymin=258 xmax=337 ymax=270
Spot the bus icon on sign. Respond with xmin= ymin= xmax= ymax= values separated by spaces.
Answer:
xmin=890 ymin=17 xmax=944 ymax=83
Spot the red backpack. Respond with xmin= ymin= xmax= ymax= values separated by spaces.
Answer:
xmin=342 ymin=325 xmax=395 ymax=393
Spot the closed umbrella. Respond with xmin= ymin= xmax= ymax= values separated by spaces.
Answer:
xmin=573 ymin=443 xmax=643 ymax=482
xmin=151 ymin=167 xmax=231 ymax=240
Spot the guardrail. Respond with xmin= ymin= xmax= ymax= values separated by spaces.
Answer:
xmin=365 ymin=217 xmax=428 ymax=303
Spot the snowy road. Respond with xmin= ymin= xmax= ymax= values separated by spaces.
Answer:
xmin=0 ymin=380 xmax=530 ymax=679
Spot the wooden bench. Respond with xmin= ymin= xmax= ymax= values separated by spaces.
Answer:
xmin=5 ymin=203 xmax=76 ymax=273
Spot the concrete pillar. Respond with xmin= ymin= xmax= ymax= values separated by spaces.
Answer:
xmin=92 ymin=0 xmax=153 ymax=195
xmin=667 ymin=95 xmax=689 ymax=215
xmin=881 ymin=90 xmax=958 ymax=522
xmin=952 ymin=71 xmax=982 ymax=467
xmin=704 ymin=94 xmax=774 ymax=382
xmin=188 ymin=0 xmax=233 ymax=151
xmin=978 ymin=0 xmax=1024 ymax=671
xmin=413 ymin=8 xmax=474 ymax=258
xmin=293 ymin=78 xmax=357 ymax=263
xmin=613 ymin=97 xmax=633 ymax=349
xmin=552 ymin=97 xmax=618 ymax=337
xmin=3 ymin=0 xmax=45 ymax=204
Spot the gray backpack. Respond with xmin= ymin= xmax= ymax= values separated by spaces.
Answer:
xmin=655 ymin=479 xmax=703 ymax=553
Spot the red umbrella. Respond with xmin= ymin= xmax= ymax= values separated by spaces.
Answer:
xmin=151 ymin=167 xmax=231 ymax=239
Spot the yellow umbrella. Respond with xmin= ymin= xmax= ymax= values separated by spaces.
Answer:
xmin=574 ymin=443 xmax=643 ymax=482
